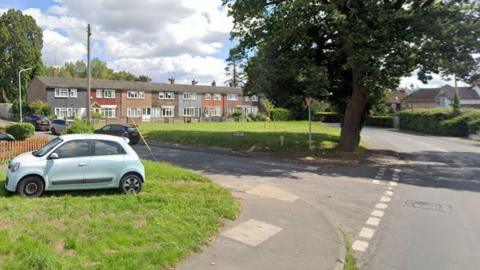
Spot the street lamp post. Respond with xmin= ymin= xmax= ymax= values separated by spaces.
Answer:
xmin=18 ymin=67 xmax=32 ymax=122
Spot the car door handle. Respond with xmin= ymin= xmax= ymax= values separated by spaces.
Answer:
xmin=78 ymin=163 xmax=87 ymax=167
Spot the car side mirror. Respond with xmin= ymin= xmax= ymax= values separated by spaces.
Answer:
xmin=49 ymin=153 xmax=59 ymax=160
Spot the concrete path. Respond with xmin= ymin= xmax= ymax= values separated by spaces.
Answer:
xmin=133 ymin=143 xmax=390 ymax=270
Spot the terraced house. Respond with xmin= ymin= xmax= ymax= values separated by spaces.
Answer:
xmin=27 ymin=76 xmax=259 ymax=121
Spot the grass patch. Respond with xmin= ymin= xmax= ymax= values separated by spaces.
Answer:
xmin=341 ymin=231 xmax=358 ymax=270
xmin=0 ymin=160 xmax=237 ymax=269
xmin=140 ymin=121 xmax=363 ymax=156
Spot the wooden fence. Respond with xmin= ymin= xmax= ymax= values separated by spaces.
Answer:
xmin=0 ymin=137 xmax=50 ymax=164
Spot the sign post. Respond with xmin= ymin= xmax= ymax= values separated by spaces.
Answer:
xmin=305 ymin=96 xmax=313 ymax=150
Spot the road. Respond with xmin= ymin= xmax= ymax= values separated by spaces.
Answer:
xmin=360 ymin=128 xmax=480 ymax=270
xmin=135 ymin=127 xmax=480 ymax=269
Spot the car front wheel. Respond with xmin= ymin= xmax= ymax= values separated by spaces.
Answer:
xmin=17 ymin=176 xmax=45 ymax=198
xmin=119 ymin=174 xmax=142 ymax=194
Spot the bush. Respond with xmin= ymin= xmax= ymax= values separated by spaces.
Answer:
xmin=92 ymin=111 xmax=104 ymax=119
xmin=270 ymin=108 xmax=291 ymax=121
xmin=66 ymin=120 xmax=93 ymax=134
xmin=440 ymin=111 xmax=480 ymax=137
xmin=29 ymin=100 xmax=53 ymax=117
xmin=468 ymin=119 xmax=480 ymax=135
xmin=366 ymin=115 xmax=394 ymax=127
xmin=315 ymin=112 xmax=340 ymax=123
xmin=399 ymin=109 xmax=454 ymax=135
xmin=6 ymin=123 xmax=35 ymax=140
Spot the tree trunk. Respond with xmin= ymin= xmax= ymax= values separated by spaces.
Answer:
xmin=338 ymin=66 xmax=369 ymax=152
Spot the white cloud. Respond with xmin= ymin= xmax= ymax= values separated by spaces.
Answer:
xmin=399 ymin=70 xmax=469 ymax=89
xmin=42 ymin=30 xmax=86 ymax=66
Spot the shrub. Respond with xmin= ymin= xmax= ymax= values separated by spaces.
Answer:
xmin=366 ymin=115 xmax=394 ymax=127
xmin=440 ymin=111 xmax=480 ymax=137
xmin=6 ymin=123 xmax=35 ymax=140
xmin=92 ymin=111 xmax=104 ymax=119
xmin=229 ymin=111 xmax=243 ymax=118
xmin=29 ymin=100 xmax=53 ymax=117
xmin=270 ymin=108 xmax=291 ymax=121
xmin=468 ymin=119 xmax=480 ymax=135
xmin=315 ymin=112 xmax=340 ymax=123
xmin=66 ymin=120 xmax=93 ymax=134
xmin=399 ymin=109 xmax=454 ymax=135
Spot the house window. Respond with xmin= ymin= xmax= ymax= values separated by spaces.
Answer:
xmin=436 ymin=97 xmax=448 ymax=107
xmin=214 ymin=94 xmax=222 ymax=101
xmin=70 ymin=89 xmax=77 ymax=98
xmin=227 ymin=94 xmax=239 ymax=101
xmin=183 ymin=92 xmax=196 ymax=100
xmin=55 ymin=107 xmax=73 ymax=118
xmin=54 ymin=88 xmax=69 ymax=98
xmin=205 ymin=93 xmax=212 ymax=100
xmin=158 ymin=91 xmax=174 ymax=99
xmin=101 ymin=107 xmax=116 ymax=118
xmin=208 ymin=107 xmax=221 ymax=117
xmin=183 ymin=107 xmax=195 ymax=116
xmin=162 ymin=106 xmax=174 ymax=117
xmin=127 ymin=107 xmax=141 ymax=117
xmin=104 ymin=89 xmax=116 ymax=98
xmin=244 ymin=96 xmax=250 ymax=102
xmin=127 ymin=91 xmax=144 ymax=99
xmin=96 ymin=89 xmax=103 ymax=98
xmin=252 ymin=95 xmax=258 ymax=102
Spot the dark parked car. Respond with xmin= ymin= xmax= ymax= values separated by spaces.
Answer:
xmin=0 ymin=133 xmax=15 ymax=141
xmin=22 ymin=115 xmax=50 ymax=131
xmin=94 ymin=124 xmax=141 ymax=145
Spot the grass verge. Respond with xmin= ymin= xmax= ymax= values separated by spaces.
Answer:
xmin=0 ymin=160 xmax=237 ymax=269
xmin=141 ymin=121 xmax=364 ymax=157
xmin=342 ymin=232 xmax=359 ymax=270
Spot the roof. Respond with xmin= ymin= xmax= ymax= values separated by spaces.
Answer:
xmin=403 ymin=85 xmax=480 ymax=102
xmin=34 ymin=76 xmax=243 ymax=95
xmin=386 ymin=89 xmax=408 ymax=104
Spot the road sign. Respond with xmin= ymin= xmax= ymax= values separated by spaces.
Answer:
xmin=305 ymin=96 xmax=313 ymax=107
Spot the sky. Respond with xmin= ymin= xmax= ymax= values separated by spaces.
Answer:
xmin=0 ymin=0 xmax=469 ymax=88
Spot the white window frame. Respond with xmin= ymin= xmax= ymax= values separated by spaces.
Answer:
xmin=183 ymin=92 xmax=196 ymax=100
xmin=244 ymin=96 xmax=250 ymax=102
xmin=100 ymin=105 xmax=116 ymax=118
xmin=54 ymin=88 xmax=69 ymax=98
xmin=214 ymin=94 xmax=222 ymax=101
xmin=208 ymin=107 xmax=221 ymax=117
xmin=103 ymin=89 xmax=116 ymax=98
xmin=227 ymin=94 xmax=239 ymax=101
xmin=161 ymin=106 xmax=174 ymax=117
xmin=252 ymin=95 xmax=258 ymax=102
xmin=183 ymin=107 xmax=195 ymax=116
xmin=127 ymin=91 xmax=145 ymax=99
xmin=159 ymin=91 xmax=174 ymax=100
xmin=69 ymin=89 xmax=77 ymax=98
xmin=205 ymin=93 xmax=212 ymax=100
xmin=55 ymin=107 xmax=73 ymax=118
xmin=96 ymin=89 xmax=103 ymax=98
xmin=127 ymin=107 xmax=142 ymax=117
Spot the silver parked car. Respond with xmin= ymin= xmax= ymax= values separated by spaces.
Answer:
xmin=50 ymin=119 xmax=73 ymax=135
xmin=5 ymin=134 xmax=145 ymax=198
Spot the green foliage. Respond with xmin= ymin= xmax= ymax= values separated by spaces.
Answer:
xmin=0 ymin=9 xmax=43 ymax=103
xmin=451 ymin=93 xmax=461 ymax=115
xmin=440 ymin=111 xmax=480 ymax=137
xmin=91 ymin=111 xmax=104 ymax=119
xmin=468 ymin=119 xmax=480 ymax=135
xmin=270 ymin=108 xmax=291 ymax=121
xmin=229 ymin=111 xmax=243 ymax=119
xmin=366 ymin=116 xmax=394 ymax=128
xmin=11 ymin=99 xmax=31 ymax=116
xmin=6 ymin=123 xmax=35 ymax=140
xmin=29 ymin=100 xmax=52 ymax=117
xmin=66 ymin=120 xmax=93 ymax=134
xmin=316 ymin=112 xmax=340 ymax=123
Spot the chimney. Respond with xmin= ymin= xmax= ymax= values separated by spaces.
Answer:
xmin=192 ymin=79 xmax=198 ymax=85
xmin=168 ymin=77 xmax=175 ymax=84
xmin=211 ymin=80 xmax=216 ymax=87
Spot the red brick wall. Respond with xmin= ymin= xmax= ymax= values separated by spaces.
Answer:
xmin=90 ymin=89 xmax=121 ymax=106
xmin=223 ymin=95 xmax=243 ymax=116
xmin=202 ymin=93 xmax=224 ymax=115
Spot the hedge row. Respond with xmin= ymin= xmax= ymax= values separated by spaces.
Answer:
xmin=270 ymin=108 xmax=291 ymax=121
xmin=366 ymin=116 xmax=395 ymax=128
xmin=316 ymin=112 xmax=340 ymax=123
xmin=6 ymin=123 xmax=35 ymax=140
xmin=399 ymin=109 xmax=480 ymax=137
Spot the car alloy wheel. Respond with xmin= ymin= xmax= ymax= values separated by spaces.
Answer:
xmin=18 ymin=176 xmax=45 ymax=198
xmin=120 ymin=174 xmax=142 ymax=194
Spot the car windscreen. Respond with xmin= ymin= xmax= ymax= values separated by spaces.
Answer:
xmin=32 ymin=138 xmax=63 ymax=157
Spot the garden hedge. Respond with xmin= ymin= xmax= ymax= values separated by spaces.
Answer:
xmin=316 ymin=112 xmax=340 ymax=123
xmin=270 ymin=108 xmax=291 ymax=121
xmin=366 ymin=115 xmax=395 ymax=128
xmin=6 ymin=123 xmax=35 ymax=140
xmin=66 ymin=120 xmax=94 ymax=134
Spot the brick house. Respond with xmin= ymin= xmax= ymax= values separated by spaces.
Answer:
xmin=402 ymin=85 xmax=480 ymax=109
xmin=27 ymin=76 xmax=258 ymax=121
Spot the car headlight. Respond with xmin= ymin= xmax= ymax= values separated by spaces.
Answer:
xmin=8 ymin=163 xmax=20 ymax=172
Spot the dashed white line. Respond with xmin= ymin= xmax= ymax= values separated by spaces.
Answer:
xmin=375 ymin=203 xmax=389 ymax=209
xmin=359 ymin=227 xmax=375 ymax=239
xmin=366 ymin=217 xmax=381 ymax=226
xmin=371 ymin=210 xmax=384 ymax=217
xmin=380 ymin=196 xmax=391 ymax=202
xmin=385 ymin=190 xmax=394 ymax=196
xmin=389 ymin=181 xmax=398 ymax=186
xmin=352 ymin=240 xmax=369 ymax=252
xmin=372 ymin=180 xmax=381 ymax=184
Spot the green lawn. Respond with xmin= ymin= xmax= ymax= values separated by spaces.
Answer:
xmin=0 ymin=161 xmax=237 ymax=270
xmin=141 ymin=121 xmax=350 ymax=155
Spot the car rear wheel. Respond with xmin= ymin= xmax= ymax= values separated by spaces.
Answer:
xmin=17 ymin=176 xmax=45 ymax=198
xmin=119 ymin=174 xmax=142 ymax=194
xmin=51 ymin=127 xmax=56 ymax=135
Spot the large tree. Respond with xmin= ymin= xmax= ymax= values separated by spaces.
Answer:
xmin=224 ymin=0 xmax=480 ymax=151
xmin=0 ymin=9 xmax=43 ymax=103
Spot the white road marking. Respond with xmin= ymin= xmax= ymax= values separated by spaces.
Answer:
xmin=246 ymin=184 xmax=299 ymax=202
xmin=305 ymin=166 xmax=318 ymax=171
xmin=389 ymin=181 xmax=398 ymax=186
xmin=372 ymin=180 xmax=381 ymax=184
xmin=388 ymin=186 xmax=394 ymax=191
xmin=371 ymin=210 xmax=384 ymax=217
xmin=385 ymin=190 xmax=394 ymax=196
xmin=359 ymin=227 xmax=375 ymax=239
xmin=221 ymin=219 xmax=282 ymax=247
xmin=352 ymin=240 xmax=369 ymax=252
xmin=380 ymin=196 xmax=391 ymax=202
xmin=375 ymin=203 xmax=389 ymax=209
xmin=366 ymin=217 xmax=381 ymax=226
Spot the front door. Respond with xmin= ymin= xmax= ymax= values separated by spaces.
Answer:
xmin=142 ymin=107 xmax=151 ymax=122
xmin=45 ymin=140 xmax=90 ymax=190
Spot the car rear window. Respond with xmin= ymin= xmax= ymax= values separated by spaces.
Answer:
xmin=92 ymin=140 xmax=126 ymax=156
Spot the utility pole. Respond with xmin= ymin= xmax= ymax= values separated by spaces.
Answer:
xmin=18 ymin=67 xmax=32 ymax=122
xmin=86 ymin=24 xmax=92 ymax=125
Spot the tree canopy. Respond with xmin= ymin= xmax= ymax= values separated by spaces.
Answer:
xmin=0 ymin=9 xmax=43 ymax=103
xmin=224 ymin=0 xmax=480 ymax=151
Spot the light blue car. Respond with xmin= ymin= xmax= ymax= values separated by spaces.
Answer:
xmin=5 ymin=134 xmax=145 ymax=198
